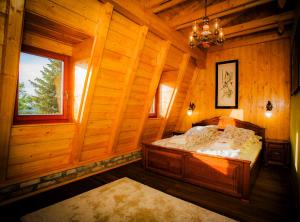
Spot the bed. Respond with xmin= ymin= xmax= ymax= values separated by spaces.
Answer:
xmin=142 ymin=117 xmax=265 ymax=201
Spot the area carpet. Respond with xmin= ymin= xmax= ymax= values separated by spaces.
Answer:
xmin=21 ymin=177 xmax=237 ymax=222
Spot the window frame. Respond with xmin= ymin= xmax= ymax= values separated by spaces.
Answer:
xmin=14 ymin=45 xmax=70 ymax=124
xmin=149 ymin=87 xmax=160 ymax=118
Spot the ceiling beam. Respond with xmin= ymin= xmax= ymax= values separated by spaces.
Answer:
xmin=100 ymin=0 xmax=206 ymax=62
xmin=152 ymin=0 xmax=188 ymax=14
xmin=224 ymin=11 xmax=295 ymax=38
xmin=146 ymin=0 xmax=169 ymax=8
xmin=172 ymin=0 xmax=273 ymax=30
xmin=209 ymin=30 xmax=291 ymax=52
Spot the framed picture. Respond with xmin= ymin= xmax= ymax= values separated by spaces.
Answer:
xmin=215 ymin=60 xmax=238 ymax=109
xmin=291 ymin=19 xmax=300 ymax=95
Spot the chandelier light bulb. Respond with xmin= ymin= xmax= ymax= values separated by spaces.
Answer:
xmin=192 ymin=21 xmax=198 ymax=33
xmin=214 ymin=18 xmax=220 ymax=30
xmin=189 ymin=35 xmax=196 ymax=48
xmin=218 ymin=28 xmax=225 ymax=43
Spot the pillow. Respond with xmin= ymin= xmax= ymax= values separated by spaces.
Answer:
xmin=222 ymin=125 xmax=255 ymax=146
xmin=185 ymin=125 xmax=218 ymax=146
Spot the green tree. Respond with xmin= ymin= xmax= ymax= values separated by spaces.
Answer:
xmin=29 ymin=59 xmax=62 ymax=114
xmin=18 ymin=82 xmax=33 ymax=114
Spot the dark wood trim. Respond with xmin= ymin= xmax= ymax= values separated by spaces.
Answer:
xmin=215 ymin=59 xmax=239 ymax=109
xmin=14 ymin=45 xmax=71 ymax=124
xmin=192 ymin=116 xmax=265 ymax=141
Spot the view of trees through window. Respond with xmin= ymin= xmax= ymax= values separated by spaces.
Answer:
xmin=18 ymin=52 xmax=64 ymax=115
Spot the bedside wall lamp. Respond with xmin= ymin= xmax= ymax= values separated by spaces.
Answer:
xmin=265 ymin=100 xmax=273 ymax=118
xmin=187 ymin=102 xmax=196 ymax=116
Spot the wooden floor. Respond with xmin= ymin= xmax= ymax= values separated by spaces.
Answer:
xmin=0 ymin=161 xmax=296 ymax=222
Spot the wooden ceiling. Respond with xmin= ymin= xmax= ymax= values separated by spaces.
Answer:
xmin=136 ymin=0 xmax=296 ymax=49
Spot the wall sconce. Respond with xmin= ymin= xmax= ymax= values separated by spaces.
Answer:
xmin=187 ymin=102 xmax=196 ymax=116
xmin=265 ymin=101 xmax=273 ymax=118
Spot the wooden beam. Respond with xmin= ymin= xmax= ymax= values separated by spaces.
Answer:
xmin=224 ymin=11 xmax=295 ymax=37
xmin=173 ymin=0 xmax=273 ymax=30
xmin=70 ymin=3 xmax=113 ymax=163
xmin=100 ymin=0 xmax=206 ymax=62
xmin=0 ymin=0 xmax=25 ymax=181
xmin=25 ymin=0 xmax=98 ymax=37
xmin=22 ymin=32 xmax=73 ymax=56
xmin=146 ymin=0 xmax=169 ymax=8
xmin=208 ymin=30 xmax=291 ymax=52
xmin=134 ymin=41 xmax=171 ymax=148
xmin=175 ymin=67 xmax=199 ymax=131
xmin=107 ymin=26 xmax=148 ymax=153
xmin=152 ymin=0 xmax=188 ymax=14
xmin=156 ymin=53 xmax=190 ymax=139
xmin=71 ymin=37 xmax=94 ymax=62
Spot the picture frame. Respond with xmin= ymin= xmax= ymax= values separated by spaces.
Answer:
xmin=215 ymin=60 xmax=238 ymax=109
xmin=291 ymin=19 xmax=300 ymax=95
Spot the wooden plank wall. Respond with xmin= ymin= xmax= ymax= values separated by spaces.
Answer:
xmin=4 ymin=0 xmax=99 ymax=180
xmin=0 ymin=0 xmax=201 ymax=185
xmin=113 ymin=32 xmax=166 ymax=153
xmin=163 ymin=57 xmax=197 ymax=137
xmin=141 ymin=46 xmax=198 ymax=141
xmin=7 ymin=124 xmax=75 ymax=179
xmin=177 ymin=38 xmax=291 ymax=140
xmin=79 ymin=12 xmax=145 ymax=161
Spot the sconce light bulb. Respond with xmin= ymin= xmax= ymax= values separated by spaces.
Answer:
xmin=187 ymin=109 xmax=193 ymax=116
xmin=265 ymin=110 xmax=272 ymax=118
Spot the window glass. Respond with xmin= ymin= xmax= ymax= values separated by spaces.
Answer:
xmin=149 ymin=97 xmax=156 ymax=115
xmin=74 ymin=61 xmax=88 ymax=121
xmin=18 ymin=52 xmax=64 ymax=115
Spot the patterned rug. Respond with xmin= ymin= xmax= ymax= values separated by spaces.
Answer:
xmin=21 ymin=177 xmax=237 ymax=222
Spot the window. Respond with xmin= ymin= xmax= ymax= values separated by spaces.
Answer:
xmin=14 ymin=46 xmax=70 ymax=124
xmin=74 ymin=61 xmax=88 ymax=121
xmin=149 ymin=88 xmax=159 ymax=118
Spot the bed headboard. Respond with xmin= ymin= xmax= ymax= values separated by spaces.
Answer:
xmin=192 ymin=116 xmax=265 ymax=141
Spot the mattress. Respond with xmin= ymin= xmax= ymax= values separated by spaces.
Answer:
xmin=152 ymin=133 xmax=262 ymax=168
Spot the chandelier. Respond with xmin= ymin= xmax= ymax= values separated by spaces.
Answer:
xmin=188 ymin=0 xmax=225 ymax=49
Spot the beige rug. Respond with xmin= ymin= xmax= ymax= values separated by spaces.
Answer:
xmin=21 ymin=177 xmax=237 ymax=222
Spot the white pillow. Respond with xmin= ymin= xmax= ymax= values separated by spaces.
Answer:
xmin=222 ymin=125 xmax=255 ymax=146
xmin=185 ymin=125 xmax=218 ymax=145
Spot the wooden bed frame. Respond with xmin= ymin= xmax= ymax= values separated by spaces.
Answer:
xmin=142 ymin=117 xmax=265 ymax=201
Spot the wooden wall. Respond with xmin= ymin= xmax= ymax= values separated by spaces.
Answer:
xmin=0 ymin=0 xmax=202 ymax=187
xmin=142 ymin=46 xmax=198 ymax=141
xmin=176 ymin=38 xmax=291 ymax=140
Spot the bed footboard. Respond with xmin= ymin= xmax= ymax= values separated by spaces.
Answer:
xmin=143 ymin=143 xmax=252 ymax=200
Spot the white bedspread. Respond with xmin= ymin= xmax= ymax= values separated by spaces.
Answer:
xmin=152 ymin=133 xmax=262 ymax=168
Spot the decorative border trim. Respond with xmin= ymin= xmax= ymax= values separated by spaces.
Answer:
xmin=0 ymin=151 xmax=141 ymax=204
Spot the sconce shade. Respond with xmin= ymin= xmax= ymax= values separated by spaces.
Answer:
xmin=187 ymin=109 xmax=193 ymax=116
xmin=187 ymin=102 xmax=196 ymax=116
xmin=265 ymin=101 xmax=273 ymax=118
